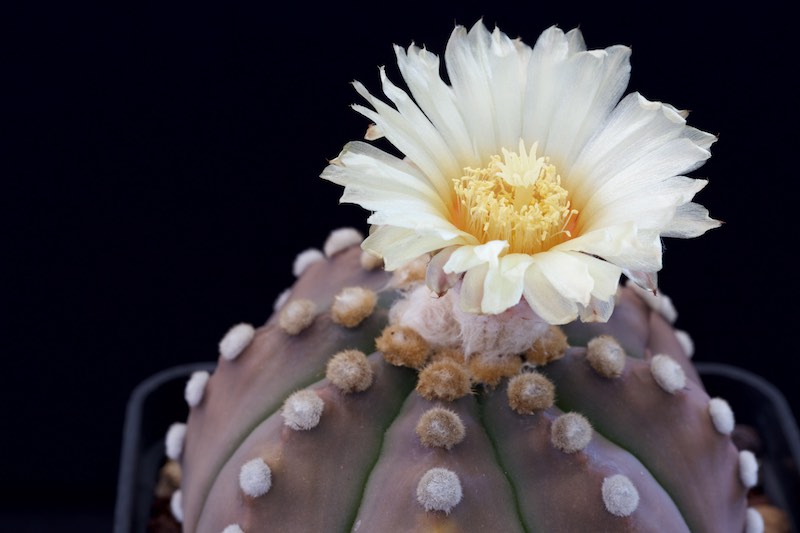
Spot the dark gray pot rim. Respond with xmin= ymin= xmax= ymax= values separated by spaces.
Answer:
xmin=114 ymin=362 xmax=800 ymax=533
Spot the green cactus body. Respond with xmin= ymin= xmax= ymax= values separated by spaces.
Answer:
xmin=173 ymin=238 xmax=750 ymax=532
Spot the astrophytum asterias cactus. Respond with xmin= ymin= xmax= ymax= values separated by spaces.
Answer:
xmin=164 ymin=229 xmax=762 ymax=532
xmin=165 ymin=20 xmax=765 ymax=533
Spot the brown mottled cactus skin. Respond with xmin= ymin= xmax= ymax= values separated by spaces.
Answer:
xmin=177 ymin=242 xmax=748 ymax=532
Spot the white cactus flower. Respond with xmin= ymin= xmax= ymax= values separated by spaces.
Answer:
xmin=322 ymin=21 xmax=719 ymax=324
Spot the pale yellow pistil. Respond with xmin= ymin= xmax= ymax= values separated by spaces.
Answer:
xmin=452 ymin=141 xmax=578 ymax=254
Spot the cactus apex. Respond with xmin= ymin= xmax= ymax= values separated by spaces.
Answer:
xmin=326 ymin=349 xmax=374 ymax=393
xmin=738 ymin=449 xmax=759 ymax=489
xmin=219 ymin=323 xmax=255 ymax=361
xmin=278 ymin=298 xmax=317 ymax=335
xmin=550 ymin=412 xmax=593 ymax=453
xmin=416 ymin=359 xmax=472 ymax=401
xmin=281 ymin=389 xmax=325 ymax=430
xmin=586 ymin=335 xmax=626 ymax=378
xmin=376 ymin=324 xmax=431 ymax=369
xmin=324 ymin=227 xmax=364 ymax=257
xmin=238 ymin=457 xmax=272 ymax=498
xmin=650 ymin=354 xmax=687 ymax=394
xmin=165 ymin=422 xmax=187 ymax=461
xmin=708 ymin=397 xmax=736 ymax=435
xmin=416 ymin=407 xmax=466 ymax=449
xmin=292 ymin=248 xmax=325 ymax=277
xmin=331 ymin=286 xmax=377 ymax=328
xmin=507 ymin=372 xmax=555 ymax=414
xmin=184 ymin=370 xmax=210 ymax=407
xmin=416 ymin=467 xmax=463 ymax=514
xmin=601 ymin=474 xmax=640 ymax=517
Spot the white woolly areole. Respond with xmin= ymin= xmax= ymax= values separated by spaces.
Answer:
xmin=293 ymin=248 xmax=325 ymax=277
xmin=170 ymin=489 xmax=183 ymax=523
xmin=390 ymin=284 xmax=550 ymax=358
xmin=282 ymin=389 xmax=325 ymax=430
xmin=165 ymin=422 xmax=187 ymax=460
xmin=674 ymin=329 xmax=694 ymax=358
xmin=239 ymin=457 xmax=272 ymax=497
xmin=324 ymin=227 xmax=363 ymax=257
xmin=184 ymin=370 xmax=210 ymax=407
xmin=625 ymin=280 xmax=678 ymax=323
xmin=222 ymin=525 xmax=245 ymax=533
xmin=650 ymin=354 xmax=686 ymax=393
xmin=708 ymin=397 xmax=735 ymax=435
xmin=601 ymin=474 xmax=640 ymax=517
xmin=746 ymin=507 xmax=765 ymax=533
xmin=416 ymin=468 xmax=463 ymax=514
xmin=739 ymin=450 xmax=759 ymax=488
xmin=389 ymin=286 xmax=461 ymax=349
xmin=219 ymin=323 xmax=255 ymax=361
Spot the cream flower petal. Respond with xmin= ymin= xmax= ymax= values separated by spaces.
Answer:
xmin=481 ymin=254 xmax=534 ymax=314
xmin=460 ymin=263 xmax=489 ymax=313
xmin=364 ymin=226 xmax=467 ymax=270
xmin=444 ymin=240 xmax=509 ymax=274
xmin=522 ymin=262 xmax=580 ymax=325
xmin=568 ymin=93 xmax=715 ymax=205
xmin=394 ymin=44 xmax=478 ymax=167
xmin=352 ymin=84 xmax=452 ymax=200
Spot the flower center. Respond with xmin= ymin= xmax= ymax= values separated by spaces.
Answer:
xmin=452 ymin=140 xmax=578 ymax=254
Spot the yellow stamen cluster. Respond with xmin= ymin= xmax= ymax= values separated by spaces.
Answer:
xmin=452 ymin=141 xmax=578 ymax=254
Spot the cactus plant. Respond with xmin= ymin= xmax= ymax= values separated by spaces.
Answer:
xmin=163 ymin=20 xmax=766 ymax=533
xmin=165 ymin=239 xmax=760 ymax=532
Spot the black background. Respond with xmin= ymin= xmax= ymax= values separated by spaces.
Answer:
xmin=3 ymin=1 xmax=796 ymax=530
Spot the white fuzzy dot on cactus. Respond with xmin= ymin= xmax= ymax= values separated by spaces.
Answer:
xmin=170 ymin=489 xmax=183 ymax=523
xmin=239 ymin=457 xmax=272 ymax=497
xmin=551 ymin=412 xmax=593 ymax=453
xmin=165 ymin=422 xmax=187 ymax=460
xmin=416 ymin=467 xmax=463 ymax=514
xmin=738 ymin=450 xmax=759 ymax=488
xmin=324 ymin=227 xmax=363 ymax=257
xmin=219 ymin=322 xmax=255 ymax=361
xmin=745 ymin=507 xmax=765 ymax=533
xmin=674 ymin=329 xmax=694 ymax=358
xmin=222 ymin=525 xmax=245 ymax=533
xmin=282 ymin=389 xmax=325 ymax=430
xmin=278 ymin=298 xmax=317 ymax=335
xmin=185 ymin=370 xmax=210 ymax=407
xmin=650 ymin=354 xmax=686 ymax=394
xmin=293 ymin=248 xmax=325 ymax=277
xmin=601 ymin=474 xmax=640 ymax=517
xmin=586 ymin=335 xmax=626 ymax=378
xmin=708 ymin=397 xmax=735 ymax=435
